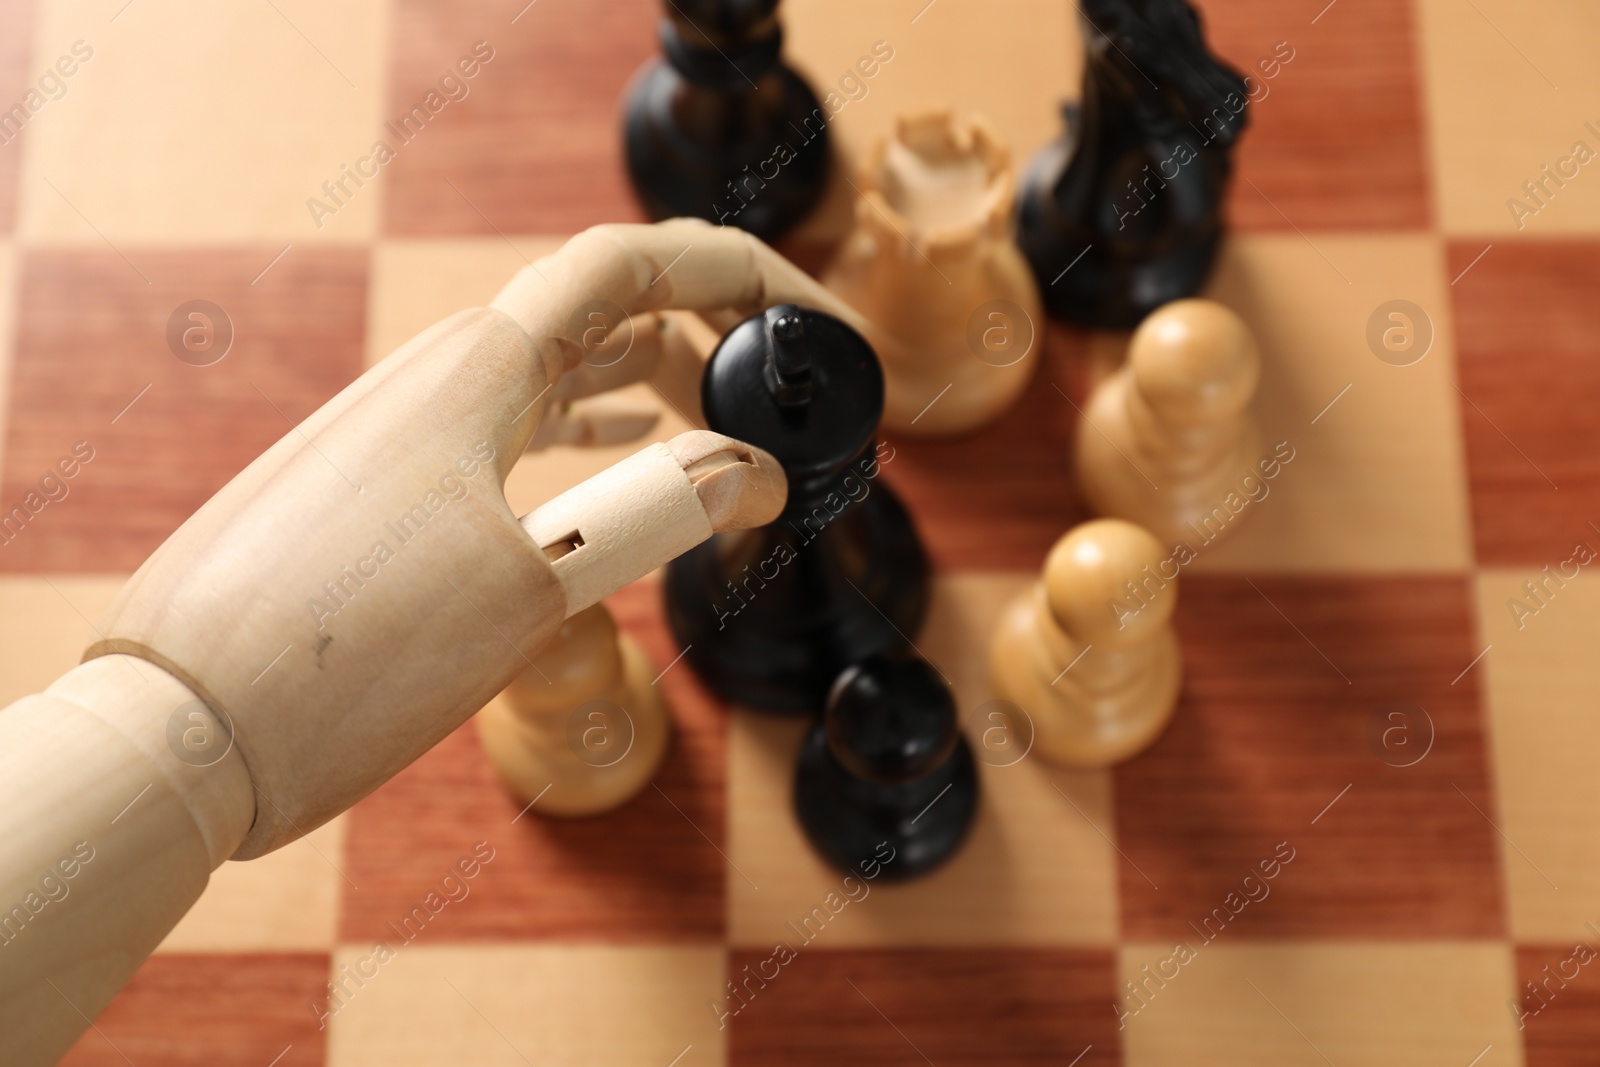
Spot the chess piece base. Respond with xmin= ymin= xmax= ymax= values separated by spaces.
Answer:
xmin=988 ymin=590 xmax=1181 ymax=768
xmin=476 ymin=634 xmax=672 ymax=818
xmin=794 ymin=721 xmax=978 ymax=881
xmin=1074 ymin=374 xmax=1266 ymax=550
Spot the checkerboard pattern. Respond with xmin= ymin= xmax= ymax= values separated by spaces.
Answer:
xmin=0 ymin=0 xmax=1595 ymax=1063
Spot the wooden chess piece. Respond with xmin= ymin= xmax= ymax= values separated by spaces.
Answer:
xmin=795 ymin=654 xmax=978 ymax=880
xmin=664 ymin=304 xmax=931 ymax=713
xmin=1074 ymin=298 xmax=1264 ymax=550
xmin=988 ymin=518 xmax=1181 ymax=768
xmin=1016 ymin=0 xmax=1248 ymax=326
xmin=623 ymin=0 xmax=829 ymax=239
xmin=477 ymin=603 xmax=671 ymax=817
xmin=821 ymin=108 xmax=1043 ymax=436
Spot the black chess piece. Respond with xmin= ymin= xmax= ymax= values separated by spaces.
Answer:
xmin=663 ymin=304 xmax=930 ymax=714
xmin=623 ymin=0 xmax=830 ymax=240
xmin=794 ymin=655 xmax=978 ymax=881
xmin=1016 ymin=0 xmax=1249 ymax=327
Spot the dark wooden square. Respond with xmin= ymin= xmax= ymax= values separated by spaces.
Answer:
xmin=882 ymin=322 xmax=1092 ymax=571
xmin=1517 ymin=942 xmax=1600 ymax=1067
xmin=0 ymin=247 xmax=367 ymax=572
xmin=1449 ymin=238 xmax=1600 ymax=565
xmin=59 ymin=953 xmax=328 ymax=1067
xmin=727 ymin=948 xmax=1120 ymax=1067
xmin=1203 ymin=0 xmax=1432 ymax=230
xmin=381 ymin=0 xmax=656 ymax=235
xmin=1115 ymin=574 xmax=1503 ymax=939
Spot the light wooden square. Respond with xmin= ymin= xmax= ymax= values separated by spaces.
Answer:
xmin=1476 ymin=567 xmax=1600 ymax=942
xmin=325 ymin=944 xmax=726 ymax=1067
xmin=366 ymin=238 xmax=565 ymax=369
xmin=1417 ymin=0 xmax=1600 ymax=235
xmin=0 ymin=575 xmax=126 ymax=703
xmin=728 ymin=573 xmax=1118 ymax=948
xmin=1118 ymin=942 xmax=1523 ymax=1067
xmin=1178 ymin=233 xmax=1472 ymax=572
xmin=157 ymin=815 xmax=348 ymax=953
xmin=784 ymin=0 xmax=1078 ymax=241
xmin=20 ymin=0 xmax=387 ymax=244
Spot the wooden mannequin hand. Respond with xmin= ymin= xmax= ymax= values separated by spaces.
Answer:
xmin=0 ymin=218 xmax=835 ymax=1067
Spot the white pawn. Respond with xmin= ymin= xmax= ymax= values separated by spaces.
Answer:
xmin=988 ymin=519 xmax=1181 ymax=768
xmin=476 ymin=603 xmax=670 ymax=816
xmin=1075 ymin=299 xmax=1264 ymax=549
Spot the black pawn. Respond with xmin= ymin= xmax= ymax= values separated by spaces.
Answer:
xmin=795 ymin=655 xmax=978 ymax=882
xmin=1016 ymin=0 xmax=1249 ymax=327
xmin=623 ymin=0 xmax=830 ymax=240
xmin=663 ymin=305 xmax=930 ymax=713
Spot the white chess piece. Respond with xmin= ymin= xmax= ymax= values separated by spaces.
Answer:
xmin=988 ymin=518 xmax=1182 ymax=768
xmin=477 ymin=603 xmax=671 ymax=817
xmin=822 ymin=108 xmax=1043 ymax=435
xmin=1075 ymin=299 xmax=1264 ymax=549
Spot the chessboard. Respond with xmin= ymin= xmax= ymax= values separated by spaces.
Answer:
xmin=3 ymin=0 xmax=1597 ymax=1064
